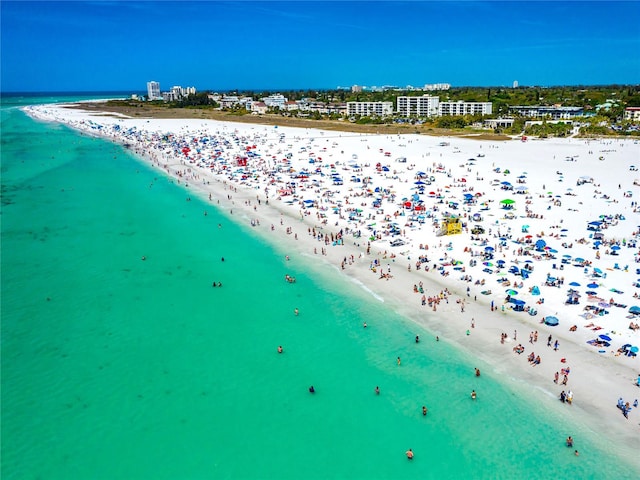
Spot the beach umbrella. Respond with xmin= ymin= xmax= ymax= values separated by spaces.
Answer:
xmin=629 ymin=306 xmax=640 ymax=315
xmin=574 ymin=258 xmax=585 ymax=263
xmin=611 ymin=245 xmax=621 ymax=251
xmin=483 ymin=262 xmax=493 ymax=267
xmin=585 ymin=291 xmax=597 ymax=295
xmin=599 ymin=334 xmax=612 ymax=341
xmin=485 ymin=246 xmax=494 ymax=251
xmin=505 ymin=289 xmax=518 ymax=295
xmin=569 ymin=282 xmax=581 ymax=287
xmin=500 ymin=199 xmax=515 ymax=205
xmin=587 ymin=283 xmax=599 ymax=289
xmin=631 ymin=346 xmax=639 ymax=353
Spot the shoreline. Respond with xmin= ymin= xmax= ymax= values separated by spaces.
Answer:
xmin=24 ymin=102 xmax=640 ymax=466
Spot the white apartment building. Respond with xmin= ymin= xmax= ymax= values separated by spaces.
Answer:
xmin=438 ymin=101 xmax=492 ymax=116
xmin=509 ymin=105 xmax=583 ymax=120
xmin=262 ymin=94 xmax=288 ymax=109
xmin=147 ymin=81 xmax=161 ymax=100
xmin=346 ymin=101 xmax=393 ymax=116
xmin=624 ymin=107 xmax=640 ymax=121
xmin=423 ymin=83 xmax=450 ymax=91
xmin=397 ymin=95 xmax=439 ymax=117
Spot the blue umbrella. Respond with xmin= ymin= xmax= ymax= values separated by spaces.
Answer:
xmin=611 ymin=245 xmax=621 ymax=251
xmin=569 ymin=281 xmax=581 ymax=287
xmin=629 ymin=306 xmax=640 ymax=314
xmin=587 ymin=283 xmax=599 ymax=288
xmin=599 ymin=334 xmax=612 ymax=341
xmin=631 ymin=346 xmax=639 ymax=353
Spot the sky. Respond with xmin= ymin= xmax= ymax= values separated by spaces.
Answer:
xmin=1 ymin=1 xmax=639 ymax=93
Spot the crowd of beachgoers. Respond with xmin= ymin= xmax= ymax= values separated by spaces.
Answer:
xmin=25 ymin=102 xmax=640 ymax=457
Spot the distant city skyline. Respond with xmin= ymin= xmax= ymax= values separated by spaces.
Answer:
xmin=1 ymin=1 xmax=639 ymax=93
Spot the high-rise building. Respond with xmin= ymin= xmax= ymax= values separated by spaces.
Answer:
xmin=438 ymin=101 xmax=492 ymax=116
xmin=513 ymin=80 xmax=519 ymax=88
xmin=147 ymin=81 xmax=161 ymax=100
xmin=396 ymin=95 xmax=439 ymax=117
xmin=346 ymin=101 xmax=393 ymax=116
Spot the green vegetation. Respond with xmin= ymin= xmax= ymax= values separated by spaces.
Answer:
xmin=106 ymin=84 xmax=640 ymax=138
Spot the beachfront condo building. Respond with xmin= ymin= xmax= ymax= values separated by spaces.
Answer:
xmin=346 ymin=101 xmax=393 ymax=117
xmin=624 ymin=107 xmax=640 ymax=121
xmin=396 ymin=95 xmax=440 ymax=117
xmin=262 ymin=94 xmax=288 ymax=108
xmin=147 ymin=81 xmax=161 ymax=100
xmin=438 ymin=101 xmax=493 ymax=116
xmin=508 ymin=105 xmax=583 ymax=120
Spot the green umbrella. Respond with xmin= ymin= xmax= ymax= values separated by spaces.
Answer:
xmin=500 ymin=199 xmax=515 ymax=204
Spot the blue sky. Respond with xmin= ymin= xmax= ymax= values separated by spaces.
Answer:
xmin=1 ymin=1 xmax=639 ymax=92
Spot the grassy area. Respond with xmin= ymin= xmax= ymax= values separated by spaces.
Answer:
xmin=69 ymin=102 xmax=513 ymax=140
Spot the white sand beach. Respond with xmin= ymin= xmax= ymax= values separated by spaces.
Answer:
xmin=25 ymin=103 xmax=640 ymax=459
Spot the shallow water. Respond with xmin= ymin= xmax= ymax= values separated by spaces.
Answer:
xmin=2 ymin=95 xmax=639 ymax=479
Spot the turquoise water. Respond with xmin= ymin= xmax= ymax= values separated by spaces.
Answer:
xmin=2 ymin=95 xmax=638 ymax=479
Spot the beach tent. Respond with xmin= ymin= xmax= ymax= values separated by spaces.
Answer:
xmin=544 ymin=316 xmax=559 ymax=326
xmin=629 ymin=306 xmax=640 ymax=315
xmin=500 ymin=199 xmax=515 ymax=210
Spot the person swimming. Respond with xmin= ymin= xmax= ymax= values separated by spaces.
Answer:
xmin=422 ymin=406 xmax=427 ymax=416
xmin=415 ymin=335 xmax=420 ymax=343
xmin=375 ymin=386 xmax=380 ymax=395
xmin=566 ymin=436 xmax=573 ymax=447
xmin=405 ymin=449 xmax=414 ymax=460
xmin=471 ymin=390 xmax=477 ymax=400
xmin=277 ymin=346 xmax=283 ymax=353
xmin=309 ymin=386 xmax=315 ymax=393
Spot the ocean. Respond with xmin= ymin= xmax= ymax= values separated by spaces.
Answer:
xmin=1 ymin=94 xmax=638 ymax=479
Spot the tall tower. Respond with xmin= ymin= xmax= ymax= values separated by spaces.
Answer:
xmin=147 ymin=81 xmax=160 ymax=100
xmin=513 ymin=80 xmax=519 ymax=89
